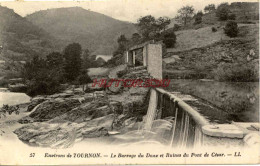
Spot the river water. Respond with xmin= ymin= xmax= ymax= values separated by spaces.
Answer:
xmin=0 ymin=89 xmax=31 ymax=106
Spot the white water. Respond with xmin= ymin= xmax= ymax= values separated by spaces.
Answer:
xmin=0 ymin=92 xmax=30 ymax=106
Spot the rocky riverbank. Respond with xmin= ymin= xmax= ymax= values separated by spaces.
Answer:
xmin=13 ymin=65 xmax=153 ymax=148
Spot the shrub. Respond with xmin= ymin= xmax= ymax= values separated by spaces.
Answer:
xmin=173 ymin=24 xmax=181 ymax=31
xmin=163 ymin=30 xmax=177 ymax=48
xmin=212 ymin=62 xmax=259 ymax=82
xmin=212 ymin=27 xmax=217 ymax=32
xmin=216 ymin=3 xmax=230 ymax=21
xmin=224 ymin=21 xmax=238 ymax=37
xmin=194 ymin=11 xmax=203 ymax=25
xmin=22 ymin=55 xmax=63 ymax=96
xmin=228 ymin=13 xmax=236 ymax=20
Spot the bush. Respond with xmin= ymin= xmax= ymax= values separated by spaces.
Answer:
xmin=224 ymin=21 xmax=238 ymax=37
xmin=212 ymin=27 xmax=217 ymax=32
xmin=212 ymin=62 xmax=259 ymax=82
xmin=228 ymin=13 xmax=236 ymax=20
xmin=216 ymin=3 xmax=230 ymax=21
xmin=163 ymin=30 xmax=177 ymax=48
xmin=22 ymin=55 xmax=63 ymax=96
xmin=173 ymin=24 xmax=181 ymax=31
xmin=194 ymin=11 xmax=203 ymax=25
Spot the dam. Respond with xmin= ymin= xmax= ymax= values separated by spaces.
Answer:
xmin=125 ymin=41 xmax=260 ymax=148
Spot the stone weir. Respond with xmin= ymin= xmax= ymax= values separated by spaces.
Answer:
xmin=14 ymin=65 xmax=153 ymax=148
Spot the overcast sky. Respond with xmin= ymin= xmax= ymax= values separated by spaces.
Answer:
xmin=0 ymin=0 xmax=257 ymax=22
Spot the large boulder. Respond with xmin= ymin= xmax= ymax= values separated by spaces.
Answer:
xmin=14 ymin=114 xmax=115 ymax=148
xmin=51 ymin=100 xmax=122 ymax=123
xmin=27 ymin=98 xmax=47 ymax=112
xmin=21 ymin=98 xmax=82 ymax=123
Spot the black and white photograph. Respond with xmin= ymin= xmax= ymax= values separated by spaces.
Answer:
xmin=0 ymin=0 xmax=259 ymax=164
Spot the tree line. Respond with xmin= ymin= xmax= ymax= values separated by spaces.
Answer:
xmin=22 ymin=43 xmax=93 ymax=96
xmin=112 ymin=2 xmax=239 ymax=58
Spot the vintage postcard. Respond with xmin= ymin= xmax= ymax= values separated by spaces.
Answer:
xmin=0 ymin=0 xmax=259 ymax=165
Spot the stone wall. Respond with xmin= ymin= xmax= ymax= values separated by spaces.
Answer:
xmin=147 ymin=44 xmax=163 ymax=79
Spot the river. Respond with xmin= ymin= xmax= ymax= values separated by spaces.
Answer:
xmin=0 ymin=88 xmax=31 ymax=106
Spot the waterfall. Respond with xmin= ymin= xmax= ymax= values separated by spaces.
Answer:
xmin=143 ymin=89 xmax=158 ymax=131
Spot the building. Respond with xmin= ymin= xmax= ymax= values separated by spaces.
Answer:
xmin=124 ymin=41 xmax=163 ymax=79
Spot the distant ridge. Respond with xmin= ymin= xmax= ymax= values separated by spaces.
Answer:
xmin=0 ymin=5 xmax=57 ymax=61
xmin=26 ymin=7 xmax=137 ymax=54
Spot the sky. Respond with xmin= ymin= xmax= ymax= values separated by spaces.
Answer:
xmin=0 ymin=0 xmax=257 ymax=22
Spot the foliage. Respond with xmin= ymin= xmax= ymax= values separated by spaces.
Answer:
xmin=0 ymin=104 xmax=19 ymax=118
xmin=136 ymin=15 xmax=157 ymax=40
xmin=194 ymin=11 xmax=203 ymax=25
xmin=82 ymin=49 xmax=99 ymax=68
xmin=212 ymin=27 xmax=217 ymax=32
xmin=63 ymin=43 xmax=82 ymax=81
xmin=216 ymin=3 xmax=231 ymax=21
xmin=162 ymin=30 xmax=177 ymax=48
xmin=173 ymin=24 xmax=181 ymax=31
xmin=136 ymin=15 xmax=171 ymax=41
xmin=77 ymin=70 xmax=92 ymax=91
xmin=156 ymin=17 xmax=171 ymax=31
xmin=224 ymin=21 xmax=238 ymax=37
xmin=22 ymin=55 xmax=63 ymax=96
xmin=204 ymin=4 xmax=216 ymax=13
xmin=175 ymin=6 xmax=195 ymax=26
xmin=212 ymin=62 xmax=259 ymax=82
xmin=46 ymin=52 xmax=64 ymax=70
xmin=131 ymin=33 xmax=142 ymax=44
xmin=113 ymin=34 xmax=129 ymax=56
xmin=228 ymin=13 xmax=236 ymax=20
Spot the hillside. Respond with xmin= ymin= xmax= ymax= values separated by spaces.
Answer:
xmin=26 ymin=7 xmax=137 ymax=55
xmin=0 ymin=6 xmax=58 ymax=61
xmin=164 ymin=23 xmax=259 ymax=80
xmin=168 ymin=2 xmax=259 ymax=30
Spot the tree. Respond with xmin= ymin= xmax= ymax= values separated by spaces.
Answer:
xmin=131 ymin=33 xmax=141 ymax=43
xmin=224 ymin=21 xmax=238 ymax=37
xmin=194 ymin=11 xmax=203 ymax=24
xmin=204 ymin=4 xmax=216 ymax=13
xmin=46 ymin=52 xmax=64 ymax=69
xmin=162 ymin=30 xmax=176 ymax=48
xmin=63 ymin=43 xmax=82 ymax=81
xmin=216 ymin=3 xmax=230 ymax=21
xmin=228 ymin=13 xmax=236 ymax=20
xmin=137 ymin=15 xmax=157 ymax=39
xmin=77 ymin=70 xmax=92 ymax=91
xmin=22 ymin=55 xmax=62 ymax=96
xmin=117 ymin=34 xmax=128 ymax=46
xmin=175 ymin=6 xmax=195 ymax=26
xmin=113 ymin=34 xmax=129 ymax=56
xmin=156 ymin=17 xmax=171 ymax=31
xmin=46 ymin=52 xmax=65 ymax=82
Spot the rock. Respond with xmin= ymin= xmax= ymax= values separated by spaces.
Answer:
xmin=14 ymin=122 xmax=84 ymax=148
xmin=14 ymin=114 xmax=114 ymax=148
xmin=49 ymin=93 xmax=74 ymax=99
xmin=27 ymin=98 xmax=46 ymax=112
xmin=81 ymin=127 xmax=108 ymax=138
xmin=26 ymin=98 xmax=81 ymax=122
xmin=50 ymin=100 xmax=121 ymax=123
xmin=18 ymin=116 xmax=34 ymax=124
xmin=108 ymin=81 xmax=123 ymax=94
xmin=129 ymin=87 xmax=149 ymax=95
xmin=8 ymin=83 xmax=27 ymax=92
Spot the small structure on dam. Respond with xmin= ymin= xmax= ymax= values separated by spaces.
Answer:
xmin=124 ymin=41 xmax=162 ymax=79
